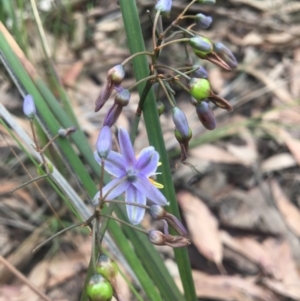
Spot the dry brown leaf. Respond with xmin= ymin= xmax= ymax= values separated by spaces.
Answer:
xmin=177 ymin=191 xmax=223 ymax=268
xmin=279 ymin=129 xmax=300 ymax=166
xmin=62 ymin=60 xmax=84 ymax=87
xmin=270 ymin=180 xmax=300 ymax=237
xmin=190 ymin=144 xmax=242 ymax=164
xmin=261 ymin=153 xmax=297 ymax=173
xmin=243 ymin=66 xmax=294 ymax=103
xmin=193 ymin=271 xmax=279 ymax=301
xmin=220 ymin=231 xmax=276 ymax=276
xmin=262 ymin=239 xmax=300 ymax=299
xmin=226 ymin=129 xmax=257 ymax=165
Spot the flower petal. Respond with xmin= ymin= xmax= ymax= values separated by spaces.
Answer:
xmin=135 ymin=147 xmax=159 ymax=177
xmin=125 ymin=185 xmax=146 ymax=225
xmin=118 ymin=127 xmax=136 ymax=166
xmin=94 ymin=151 xmax=126 ymax=177
xmin=101 ymin=178 xmax=130 ymax=200
xmin=132 ymin=175 xmax=168 ymax=205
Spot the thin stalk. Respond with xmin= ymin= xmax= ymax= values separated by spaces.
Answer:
xmin=100 ymin=214 xmax=148 ymax=235
xmin=157 ymin=78 xmax=175 ymax=107
xmin=128 ymin=75 xmax=157 ymax=91
xmin=10 ymin=174 xmax=49 ymax=193
xmin=33 ymin=222 xmax=86 ymax=252
xmin=121 ymin=51 xmax=153 ymax=66
xmin=152 ymin=10 xmax=161 ymax=49
xmin=154 ymin=64 xmax=191 ymax=80
xmin=157 ymin=37 xmax=190 ymax=50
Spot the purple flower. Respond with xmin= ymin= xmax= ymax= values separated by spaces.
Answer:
xmin=93 ymin=128 xmax=168 ymax=225
xmin=155 ymin=0 xmax=172 ymax=16
xmin=23 ymin=94 xmax=36 ymax=119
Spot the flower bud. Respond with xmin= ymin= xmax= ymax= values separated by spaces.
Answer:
xmin=95 ymin=65 xmax=125 ymax=112
xmin=23 ymin=94 xmax=36 ymax=119
xmin=96 ymin=126 xmax=112 ymax=159
xmin=174 ymin=128 xmax=192 ymax=144
xmin=214 ymin=42 xmax=237 ymax=69
xmin=196 ymin=101 xmax=216 ymax=130
xmin=96 ymin=254 xmax=118 ymax=281
xmin=193 ymin=65 xmax=208 ymax=79
xmin=149 ymin=205 xmax=165 ymax=219
xmin=103 ymin=103 xmax=123 ymax=127
xmin=197 ymin=0 xmax=216 ymax=4
xmin=156 ymin=101 xmax=165 ymax=116
xmin=189 ymin=78 xmax=211 ymax=101
xmin=189 ymin=36 xmax=213 ymax=55
xmin=58 ymin=126 xmax=77 ymax=137
xmin=86 ymin=274 xmax=113 ymax=301
xmin=108 ymin=64 xmax=125 ymax=85
xmin=172 ymin=107 xmax=189 ymax=138
xmin=195 ymin=13 xmax=213 ymax=29
xmin=115 ymin=89 xmax=130 ymax=107
xmin=148 ymin=230 xmax=165 ymax=246
xmin=155 ymin=0 xmax=172 ymax=17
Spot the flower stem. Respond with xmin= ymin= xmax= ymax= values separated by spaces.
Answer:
xmin=100 ymin=213 xmax=148 ymax=234
xmin=157 ymin=38 xmax=190 ymax=50
xmin=10 ymin=174 xmax=49 ymax=193
xmin=32 ymin=221 xmax=86 ymax=253
xmin=174 ymin=79 xmax=191 ymax=94
xmin=154 ymin=64 xmax=191 ymax=80
xmin=152 ymin=10 xmax=161 ymax=49
xmin=157 ymin=78 xmax=175 ymax=108
xmin=128 ymin=74 xmax=157 ymax=92
xmin=121 ymin=51 xmax=153 ymax=66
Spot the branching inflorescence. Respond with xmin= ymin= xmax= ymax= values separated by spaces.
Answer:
xmin=23 ymin=1 xmax=237 ymax=300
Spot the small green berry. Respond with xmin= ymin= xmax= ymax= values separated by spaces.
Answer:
xmin=189 ymin=78 xmax=211 ymax=101
xmin=96 ymin=255 xmax=118 ymax=281
xmin=86 ymin=274 xmax=113 ymax=301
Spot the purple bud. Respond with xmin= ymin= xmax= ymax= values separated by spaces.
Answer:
xmin=172 ymin=107 xmax=189 ymax=138
xmin=103 ymin=103 xmax=123 ymax=127
xmin=58 ymin=126 xmax=77 ymax=137
xmin=189 ymin=36 xmax=213 ymax=53
xmin=95 ymin=65 xmax=125 ymax=112
xmin=108 ymin=64 xmax=125 ymax=85
xmin=148 ymin=230 xmax=165 ymax=246
xmin=115 ymin=89 xmax=130 ymax=107
xmin=23 ymin=94 xmax=36 ymax=119
xmin=193 ymin=65 xmax=208 ymax=79
xmin=149 ymin=205 xmax=165 ymax=219
xmin=155 ymin=0 xmax=172 ymax=16
xmin=214 ymin=42 xmax=237 ymax=69
xmin=196 ymin=101 xmax=216 ymax=130
xmin=195 ymin=13 xmax=213 ymax=29
xmin=96 ymin=126 xmax=112 ymax=159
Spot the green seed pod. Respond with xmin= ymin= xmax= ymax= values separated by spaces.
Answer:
xmin=188 ymin=78 xmax=211 ymax=101
xmin=189 ymin=36 xmax=213 ymax=54
xmin=174 ymin=128 xmax=192 ymax=144
xmin=96 ymin=255 xmax=118 ymax=281
xmin=86 ymin=274 xmax=113 ymax=301
xmin=156 ymin=101 xmax=165 ymax=116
